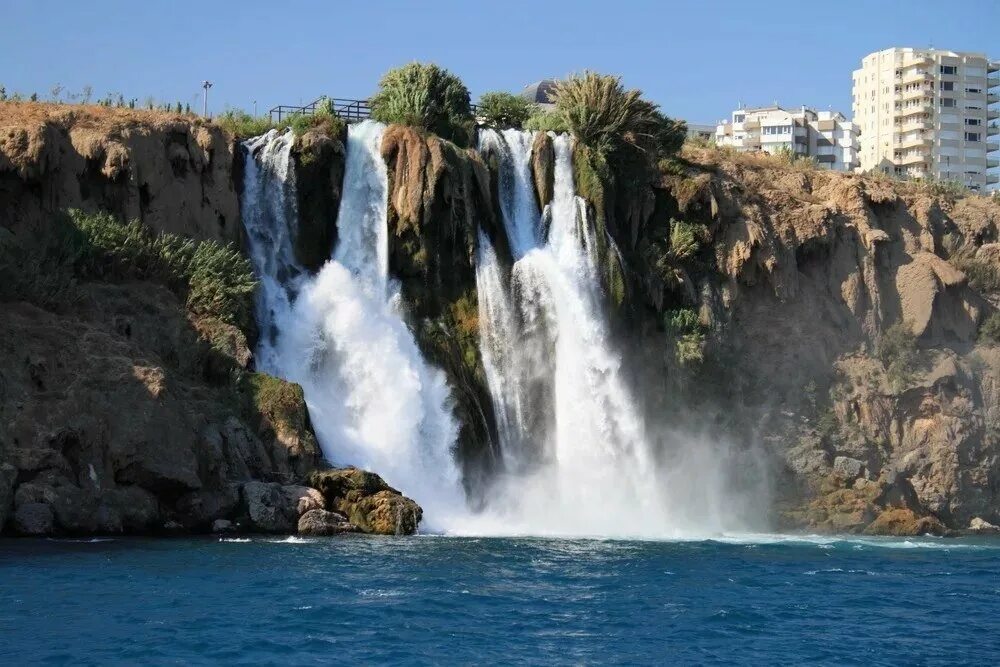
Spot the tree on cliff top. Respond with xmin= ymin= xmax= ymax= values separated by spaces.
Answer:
xmin=551 ymin=71 xmax=685 ymax=159
xmin=477 ymin=91 xmax=536 ymax=130
xmin=369 ymin=62 xmax=473 ymax=146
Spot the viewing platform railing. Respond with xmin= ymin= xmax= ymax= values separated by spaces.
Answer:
xmin=269 ymin=97 xmax=479 ymax=124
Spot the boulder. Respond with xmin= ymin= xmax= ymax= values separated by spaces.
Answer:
xmin=833 ymin=456 xmax=864 ymax=481
xmin=308 ymin=467 xmax=423 ymax=535
xmin=297 ymin=509 xmax=359 ymax=536
xmin=863 ymin=508 xmax=947 ymax=536
xmin=95 ymin=486 xmax=160 ymax=533
xmin=969 ymin=517 xmax=1000 ymax=534
xmin=212 ymin=519 xmax=234 ymax=533
xmin=175 ymin=486 xmax=240 ymax=529
xmin=14 ymin=503 xmax=54 ymax=535
xmin=242 ymin=481 xmax=297 ymax=533
xmin=241 ymin=482 xmax=323 ymax=533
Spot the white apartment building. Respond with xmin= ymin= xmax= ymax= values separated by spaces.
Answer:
xmin=852 ymin=47 xmax=1000 ymax=191
xmin=715 ymin=105 xmax=860 ymax=171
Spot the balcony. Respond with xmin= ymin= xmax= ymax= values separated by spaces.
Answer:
xmin=742 ymin=119 xmax=760 ymax=130
xmin=899 ymin=87 xmax=934 ymax=102
xmin=989 ymin=93 xmax=1000 ymax=104
xmin=989 ymin=123 xmax=1000 ymax=136
xmin=897 ymin=152 xmax=929 ymax=166
xmin=894 ymin=135 xmax=932 ymax=150
xmin=900 ymin=69 xmax=934 ymax=85
xmin=989 ymin=159 xmax=999 ymax=169
xmin=899 ymin=55 xmax=932 ymax=69
xmin=897 ymin=103 xmax=934 ymax=117
xmin=989 ymin=73 xmax=1000 ymax=89
xmin=896 ymin=118 xmax=933 ymax=132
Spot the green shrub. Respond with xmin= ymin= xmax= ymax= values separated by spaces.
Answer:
xmin=665 ymin=307 xmax=706 ymax=366
xmin=67 ymin=210 xmax=256 ymax=329
xmin=215 ymin=110 xmax=279 ymax=139
xmin=289 ymin=106 xmax=345 ymax=139
xmin=876 ymin=321 xmax=919 ymax=392
xmin=954 ymin=254 xmax=1000 ymax=293
xmin=550 ymin=72 xmax=685 ymax=158
xmin=369 ymin=62 xmax=473 ymax=145
xmin=477 ymin=91 xmax=536 ymax=129
xmin=0 ymin=223 xmax=85 ymax=306
xmin=980 ymin=312 xmax=1000 ymax=344
xmin=523 ymin=109 xmax=570 ymax=133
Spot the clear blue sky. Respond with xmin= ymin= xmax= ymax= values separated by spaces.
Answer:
xmin=3 ymin=0 xmax=998 ymax=123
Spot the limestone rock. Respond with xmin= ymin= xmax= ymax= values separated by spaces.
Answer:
xmin=531 ymin=131 xmax=554 ymax=210
xmin=308 ymin=467 xmax=423 ymax=535
xmin=969 ymin=517 xmax=999 ymax=533
xmin=863 ymin=508 xmax=946 ymax=536
xmin=0 ymin=102 xmax=239 ymax=244
xmin=297 ymin=509 xmax=359 ymax=536
xmin=833 ymin=456 xmax=864 ymax=481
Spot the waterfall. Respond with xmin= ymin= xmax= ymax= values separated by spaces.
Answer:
xmin=471 ymin=129 xmax=668 ymax=537
xmin=242 ymin=121 xmax=465 ymax=529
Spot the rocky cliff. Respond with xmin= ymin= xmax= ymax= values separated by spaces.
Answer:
xmin=4 ymin=103 xmax=1000 ymax=537
xmin=0 ymin=106 xmax=420 ymax=537
xmin=575 ymin=144 xmax=1000 ymax=535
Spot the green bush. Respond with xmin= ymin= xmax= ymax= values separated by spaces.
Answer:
xmin=665 ymin=307 xmax=706 ymax=366
xmin=288 ymin=107 xmax=345 ymax=139
xmin=954 ymin=255 xmax=1000 ymax=293
xmin=0 ymin=223 xmax=85 ymax=306
xmin=876 ymin=321 xmax=919 ymax=392
xmin=369 ymin=62 xmax=473 ymax=145
xmin=477 ymin=91 xmax=536 ymax=129
xmin=215 ymin=110 xmax=279 ymax=139
xmin=980 ymin=312 xmax=1000 ymax=344
xmin=67 ymin=210 xmax=256 ymax=329
xmin=523 ymin=109 xmax=570 ymax=133
xmin=550 ymin=72 xmax=685 ymax=157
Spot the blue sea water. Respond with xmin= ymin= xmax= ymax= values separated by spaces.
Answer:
xmin=1 ymin=534 xmax=999 ymax=665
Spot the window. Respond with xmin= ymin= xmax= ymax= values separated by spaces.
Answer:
xmin=966 ymin=118 xmax=982 ymax=126
xmin=734 ymin=114 xmax=745 ymax=123
xmin=965 ymin=132 xmax=981 ymax=142
xmin=762 ymin=125 xmax=791 ymax=135
xmin=941 ymin=81 xmax=954 ymax=91
xmin=940 ymin=65 xmax=958 ymax=75
xmin=942 ymin=98 xmax=956 ymax=107
xmin=967 ymin=87 xmax=982 ymax=94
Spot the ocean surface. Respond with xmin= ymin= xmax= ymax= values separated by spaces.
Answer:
xmin=2 ymin=534 xmax=999 ymax=665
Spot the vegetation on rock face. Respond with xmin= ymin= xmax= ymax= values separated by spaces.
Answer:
xmin=67 ymin=210 xmax=257 ymax=331
xmin=876 ymin=322 xmax=919 ymax=392
xmin=370 ymin=62 xmax=474 ymax=146
xmin=954 ymin=254 xmax=1000 ymax=293
xmin=477 ymin=91 xmax=536 ymax=129
xmin=665 ymin=307 xmax=706 ymax=366
xmin=980 ymin=313 xmax=1000 ymax=344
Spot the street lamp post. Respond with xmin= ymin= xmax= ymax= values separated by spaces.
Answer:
xmin=202 ymin=81 xmax=213 ymax=118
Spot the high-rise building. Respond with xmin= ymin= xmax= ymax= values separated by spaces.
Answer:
xmin=715 ymin=105 xmax=859 ymax=171
xmin=852 ymin=47 xmax=1000 ymax=191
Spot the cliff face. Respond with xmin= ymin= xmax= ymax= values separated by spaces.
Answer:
xmin=581 ymin=145 xmax=1000 ymax=534
xmin=0 ymin=107 xmax=420 ymax=537
xmin=5 ymin=103 xmax=1000 ymax=536
xmin=0 ymin=103 xmax=239 ymax=243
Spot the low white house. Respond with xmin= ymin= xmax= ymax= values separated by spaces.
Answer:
xmin=716 ymin=105 xmax=860 ymax=171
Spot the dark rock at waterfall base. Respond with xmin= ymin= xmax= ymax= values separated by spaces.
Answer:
xmin=298 ymin=509 xmax=359 ymax=536
xmin=308 ymin=467 xmax=423 ymax=535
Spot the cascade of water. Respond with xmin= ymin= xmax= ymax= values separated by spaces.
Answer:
xmin=242 ymin=121 xmax=465 ymax=529
xmin=470 ymin=130 xmax=667 ymax=536
xmin=240 ymin=129 xmax=303 ymax=373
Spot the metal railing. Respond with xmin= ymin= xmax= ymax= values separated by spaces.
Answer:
xmin=269 ymin=96 xmax=479 ymax=124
